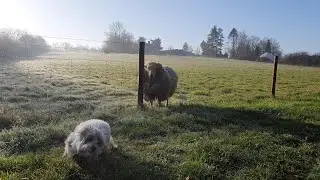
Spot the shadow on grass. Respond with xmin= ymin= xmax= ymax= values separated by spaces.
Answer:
xmin=66 ymin=148 xmax=171 ymax=180
xmin=168 ymin=104 xmax=320 ymax=143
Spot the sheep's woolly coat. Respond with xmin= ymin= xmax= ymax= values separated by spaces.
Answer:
xmin=143 ymin=62 xmax=178 ymax=106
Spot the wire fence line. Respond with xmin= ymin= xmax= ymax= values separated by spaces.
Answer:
xmin=1 ymin=35 xmax=221 ymax=65
xmin=0 ymin=35 xmax=191 ymax=111
xmin=0 ymin=39 xmax=132 ymax=47
xmin=0 ymin=62 xmax=139 ymax=125
xmin=1 ymin=44 xmax=137 ymax=105
xmin=0 ymin=31 xmax=127 ymax=43
xmin=0 ymin=40 xmax=208 ymax=69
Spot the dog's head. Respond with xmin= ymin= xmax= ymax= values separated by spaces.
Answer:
xmin=76 ymin=127 xmax=105 ymax=160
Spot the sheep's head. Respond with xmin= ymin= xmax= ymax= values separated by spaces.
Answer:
xmin=137 ymin=67 xmax=149 ymax=87
xmin=145 ymin=62 xmax=164 ymax=84
xmin=139 ymin=68 xmax=148 ymax=82
xmin=140 ymin=67 xmax=152 ymax=97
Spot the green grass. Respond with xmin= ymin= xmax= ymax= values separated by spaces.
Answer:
xmin=0 ymin=51 xmax=320 ymax=179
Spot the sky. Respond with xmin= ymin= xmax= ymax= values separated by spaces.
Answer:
xmin=1 ymin=0 xmax=320 ymax=54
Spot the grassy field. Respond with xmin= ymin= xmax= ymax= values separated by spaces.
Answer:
xmin=0 ymin=51 xmax=320 ymax=180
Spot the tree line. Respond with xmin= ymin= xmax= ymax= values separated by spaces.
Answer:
xmin=51 ymin=42 xmax=99 ymax=52
xmin=102 ymin=21 xmax=319 ymax=67
xmin=0 ymin=23 xmax=319 ymax=67
xmin=221 ymin=27 xmax=319 ymax=67
xmin=102 ymin=21 xmax=163 ymax=55
xmin=200 ymin=26 xmax=282 ymax=60
xmin=282 ymin=52 xmax=320 ymax=67
xmin=0 ymin=28 xmax=49 ymax=60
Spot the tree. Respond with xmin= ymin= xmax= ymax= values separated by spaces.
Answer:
xmin=254 ymin=45 xmax=261 ymax=57
xmin=228 ymin=28 xmax=238 ymax=58
xmin=228 ymin=31 xmax=283 ymax=61
xmin=108 ymin=21 xmax=125 ymax=39
xmin=265 ymin=39 xmax=272 ymax=53
xmin=207 ymin=26 xmax=219 ymax=57
xmin=74 ymin=44 xmax=91 ymax=51
xmin=89 ymin=47 xmax=98 ymax=52
xmin=235 ymin=31 xmax=249 ymax=59
xmin=62 ymin=42 xmax=73 ymax=51
xmin=202 ymin=25 xmax=224 ymax=57
xmin=260 ymin=37 xmax=282 ymax=56
xmin=217 ymin=28 xmax=224 ymax=56
xmin=145 ymin=37 xmax=163 ymax=54
xmin=194 ymin=46 xmax=201 ymax=56
xmin=168 ymin=46 xmax=174 ymax=50
xmin=200 ymin=40 xmax=210 ymax=56
xmin=283 ymin=52 xmax=319 ymax=67
xmin=0 ymin=28 xmax=49 ymax=60
xmin=103 ymin=21 xmax=137 ymax=54
xmin=183 ymin=42 xmax=189 ymax=52
xmin=188 ymin=45 xmax=193 ymax=53
xmin=151 ymin=38 xmax=162 ymax=51
xmin=269 ymin=38 xmax=282 ymax=56
xmin=138 ymin=37 xmax=146 ymax=43
xmin=246 ymin=35 xmax=261 ymax=60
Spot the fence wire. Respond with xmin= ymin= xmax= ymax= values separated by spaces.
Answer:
xmin=0 ymin=39 xmax=145 ymax=125
xmin=0 ymin=33 xmax=197 ymax=119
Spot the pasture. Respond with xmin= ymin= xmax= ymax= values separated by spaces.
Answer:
xmin=0 ymin=51 xmax=320 ymax=179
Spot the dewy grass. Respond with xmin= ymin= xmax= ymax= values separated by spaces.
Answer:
xmin=0 ymin=52 xmax=319 ymax=179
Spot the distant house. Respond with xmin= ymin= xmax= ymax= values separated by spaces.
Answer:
xmin=158 ymin=49 xmax=195 ymax=56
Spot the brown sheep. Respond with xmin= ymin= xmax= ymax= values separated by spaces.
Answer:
xmin=143 ymin=62 xmax=178 ymax=107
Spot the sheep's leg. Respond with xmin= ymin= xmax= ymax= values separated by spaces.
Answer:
xmin=150 ymin=100 xmax=153 ymax=107
xmin=166 ymin=99 xmax=169 ymax=107
xmin=158 ymin=99 xmax=162 ymax=107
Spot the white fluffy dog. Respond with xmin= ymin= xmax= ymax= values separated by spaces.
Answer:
xmin=63 ymin=119 xmax=117 ymax=162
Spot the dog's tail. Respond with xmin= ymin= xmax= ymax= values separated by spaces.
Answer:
xmin=62 ymin=150 xmax=68 ymax=157
xmin=110 ymin=136 xmax=118 ymax=148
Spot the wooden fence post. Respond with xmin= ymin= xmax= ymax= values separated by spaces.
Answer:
xmin=271 ymin=55 xmax=279 ymax=97
xmin=138 ymin=41 xmax=145 ymax=109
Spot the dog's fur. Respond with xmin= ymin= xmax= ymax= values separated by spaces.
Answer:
xmin=143 ymin=62 xmax=178 ymax=107
xmin=63 ymin=119 xmax=117 ymax=163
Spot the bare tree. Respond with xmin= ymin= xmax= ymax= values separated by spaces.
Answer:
xmin=138 ymin=37 xmax=146 ymax=43
xmin=269 ymin=38 xmax=282 ymax=56
xmin=0 ymin=28 xmax=49 ymax=60
xmin=260 ymin=37 xmax=282 ymax=57
xmin=107 ymin=21 xmax=125 ymax=39
xmin=62 ymin=42 xmax=73 ymax=51
xmin=103 ymin=21 xmax=137 ymax=54
xmin=235 ymin=31 xmax=249 ymax=59
xmin=194 ymin=46 xmax=201 ymax=56
xmin=183 ymin=42 xmax=189 ymax=52
xmin=248 ymin=35 xmax=261 ymax=58
xmin=188 ymin=45 xmax=193 ymax=53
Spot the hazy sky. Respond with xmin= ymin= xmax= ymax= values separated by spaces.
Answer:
xmin=1 ymin=0 xmax=320 ymax=53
